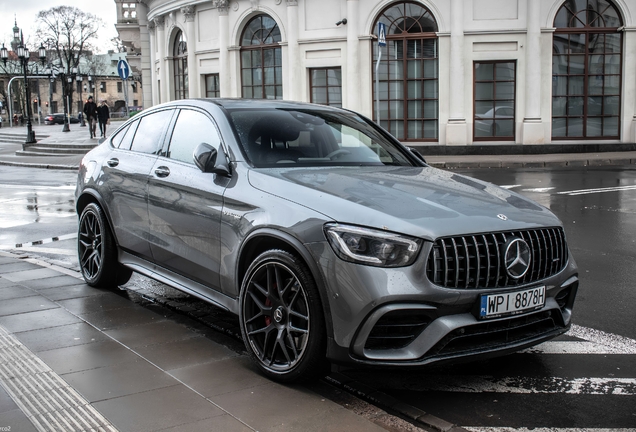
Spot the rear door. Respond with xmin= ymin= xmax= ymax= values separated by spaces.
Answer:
xmin=147 ymin=108 xmax=228 ymax=292
xmin=100 ymin=109 xmax=175 ymax=261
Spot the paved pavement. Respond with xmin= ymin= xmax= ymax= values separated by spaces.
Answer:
xmin=1 ymin=123 xmax=636 ymax=169
xmin=0 ymin=123 xmax=110 ymax=170
xmin=1 ymin=251 xmax=443 ymax=432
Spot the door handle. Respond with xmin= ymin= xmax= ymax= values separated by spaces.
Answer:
xmin=106 ymin=158 xmax=119 ymax=167
xmin=154 ymin=166 xmax=170 ymax=178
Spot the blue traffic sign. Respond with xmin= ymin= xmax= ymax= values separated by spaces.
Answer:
xmin=378 ymin=22 xmax=387 ymax=47
xmin=117 ymin=59 xmax=131 ymax=80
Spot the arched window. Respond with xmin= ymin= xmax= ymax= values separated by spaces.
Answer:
xmin=173 ymin=30 xmax=188 ymax=100
xmin=373 ymin=2 xmax=438 ymax=141
xmin=552 ymin=0 xmax=622 ymax=139
xmin=240 ymin=15 xmax=282 ymax=99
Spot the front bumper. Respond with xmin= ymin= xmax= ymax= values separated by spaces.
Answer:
xmin=307 ymin=241 xmax=578 ymax=367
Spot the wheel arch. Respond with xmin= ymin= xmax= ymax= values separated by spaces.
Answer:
xmin=236 ymin=228 xmax=334 ymax=339
xmin=76 ymin=189 xmax=119 ymax=246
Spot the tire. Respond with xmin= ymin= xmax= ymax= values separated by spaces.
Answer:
xmin=239 ymin=249 xmax=327 ymax=383
xmin=78 ymin=203 xmax=132 ymax=287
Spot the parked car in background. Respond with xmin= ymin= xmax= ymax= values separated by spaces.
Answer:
xmin=44 ymin=113 xmax=80 ymax=125
xmin=75 ymin=99 xmax=578 ymax=383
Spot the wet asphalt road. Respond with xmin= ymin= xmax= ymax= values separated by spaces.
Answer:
xmin=1 ymin=164 xmax=635 ymax=431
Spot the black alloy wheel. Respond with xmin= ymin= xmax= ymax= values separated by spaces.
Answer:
xmin=78 ymin=203 xmax=132 ymax=287
xmin=239 ymin=249 xmax=326 ymax=382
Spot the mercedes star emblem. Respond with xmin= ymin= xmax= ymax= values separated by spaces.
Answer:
xmin=503 ymin=238 xmax=531 ymax=279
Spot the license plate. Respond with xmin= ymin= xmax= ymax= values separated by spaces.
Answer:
xmin=479 ymin=286 xmax=546 ymax=319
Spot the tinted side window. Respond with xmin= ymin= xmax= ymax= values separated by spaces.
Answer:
xmin=119 ymin=120 xmax=140 ymax=150
xmin=111 ymin=124 xmax=130 ymax=148
xmin=167 ymin=109 xmax=221 ymax=164
xmin=130 ymin=110 xmax=174 ymax=155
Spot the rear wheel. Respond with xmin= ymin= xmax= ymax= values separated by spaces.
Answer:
xmin=239 ymin=249 xmax=327 ymax=383
xmin=78 ymin=203 xmax=132 ymax=287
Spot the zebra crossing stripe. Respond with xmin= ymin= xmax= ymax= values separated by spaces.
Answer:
xmin=406 ymin=376 xmax=636 ymax=396
xmin=393 ymin=325 xmax=636 ymax=396
xmin=523 ymin=324 xmax=636 ymax=355
xmin=557 ymin=185 xmax=636 ymax=196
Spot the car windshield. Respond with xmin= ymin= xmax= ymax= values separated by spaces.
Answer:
xmin=226 ymin=108 xmax=414 ymax=167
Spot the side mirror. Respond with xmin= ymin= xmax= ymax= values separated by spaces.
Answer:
xmin=194 ymin=142 xmax=231 ymax=176
xmin=408 ymin=147 xmax=427 ymax=165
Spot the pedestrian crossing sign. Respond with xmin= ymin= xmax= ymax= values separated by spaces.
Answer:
xmin=378 ymin=22 xmax=386 ymax=47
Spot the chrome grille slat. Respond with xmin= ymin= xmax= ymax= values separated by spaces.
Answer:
xmin=533 ymin=230 xmax=543 ymax=281
xmin=539 ymin=230 xmax=547 ymax=280
xmin=472 ymin=236 xmax=481 ymax=288
xmin=462 ymin=237 xmax=470 ymax=288
xmin=492 ymin=233 xmax=501 ymax=288
xmin=482 ymin=234 xmax=491 ymax=286
xmin=520 ymin=231 xmax=530 ymax=285
xmin=426 ymin=228 xmax=568 ymax=289
xmin=451 ymin=238 xmax=459 ymax=288
xmin=441 ymin=238 xmax=449 ymax=286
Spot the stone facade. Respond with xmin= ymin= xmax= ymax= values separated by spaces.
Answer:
xmin=115 ymin=0 xmax=636 ymax=145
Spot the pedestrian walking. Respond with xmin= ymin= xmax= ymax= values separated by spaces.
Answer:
xmin=83 ymin=96 xmax=98 ymax=139
xmin=97 ymin=100 xmax=110 ymax=138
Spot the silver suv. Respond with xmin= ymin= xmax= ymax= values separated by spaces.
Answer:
xmin=75 ymin=99 xmax=578 ymax=382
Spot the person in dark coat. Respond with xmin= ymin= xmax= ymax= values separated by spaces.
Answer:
xmin=83 ymin=95 xmax=98 ymax=139
xmin=97 ymin=100 xmax=110 ymax=138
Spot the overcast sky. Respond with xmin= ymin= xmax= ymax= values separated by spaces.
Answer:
xmin=0 ymin=0 xmax=118 ymax=54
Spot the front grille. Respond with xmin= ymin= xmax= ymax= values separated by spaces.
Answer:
xmin=428 ymin=311 xmax=563 ymax=357
xmin=426 ymin=228 xmax=568 ymax=289
xmin=365 ymin=310 xmax=432 ymax=350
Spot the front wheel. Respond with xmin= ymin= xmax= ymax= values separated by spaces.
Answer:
xmin=239 ymin=249 xmax=327 ymax=383
xmin=78 ymin=203 xmax=132 ymax=287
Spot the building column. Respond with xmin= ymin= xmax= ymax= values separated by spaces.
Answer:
xmin=138 ymin=2 xmax=153 ymax=109
xmin=521 ymin=0 xmax=544 ymax=144
xmin=446 ymin=0 xmax=467 ymax=145
xmin=215 ymin=0 xmax=231 ymax=97
xmin=182 ymin=6 xmax=199 ymax=98
xmin=148 ymin=20 xmax=158 ymax=106
xmin=628 ymin=29 xmax=636 ymax=143
xmin=155 ymin=16 xmax=168 ymax=103
xmin=286 ymin=0 xmax=300 ymax=101
xmin=346 ymin=0 xmax=360 ymax=112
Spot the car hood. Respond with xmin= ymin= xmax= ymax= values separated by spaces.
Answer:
xmin=247 ymin=166 xmax=561 ymax=240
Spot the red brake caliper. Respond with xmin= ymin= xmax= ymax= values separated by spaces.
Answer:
xmin=264 ymin=298 xmax=272 ymax=326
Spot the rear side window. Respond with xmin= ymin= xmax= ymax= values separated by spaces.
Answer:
xmin=130 ymin=110 xmax=174 ymax=155
xmin=166 ymin=109 xmax=221 ymax=164
xmin=111 ymin=123 xmax=131 ymax=148
xmin=117 ymin=120 xmax=140 ymax=150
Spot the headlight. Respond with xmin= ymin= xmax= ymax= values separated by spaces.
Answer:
xmin=324 ymin=223 xmax=422 ymax=267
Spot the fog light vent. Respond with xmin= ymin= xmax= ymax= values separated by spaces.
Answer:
xmin=365 ymin=309 xmax=431 ymax=350
xmin=555 ymin=287 xmax=572 ymax=310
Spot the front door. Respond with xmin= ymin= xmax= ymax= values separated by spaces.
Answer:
xmin=146 ymin=108 xmax=228 ymax=293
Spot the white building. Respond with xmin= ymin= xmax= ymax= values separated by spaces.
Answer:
xmin=116 ymin=0 xmax=636 ymax=145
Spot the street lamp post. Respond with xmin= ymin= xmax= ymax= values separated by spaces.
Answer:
xmin=57 ymin=70 xmax=71 ymax=132
xmin=0 ymin=33 xmax=46 ymax=144
xmin=77 ymin=70 xmax=85 ymax=126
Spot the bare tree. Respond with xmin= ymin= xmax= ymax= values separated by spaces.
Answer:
xmin=110 ymin=37 xmax=126 ymax=53
xmin=35 ymin=6 xmax=104 ymax=118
